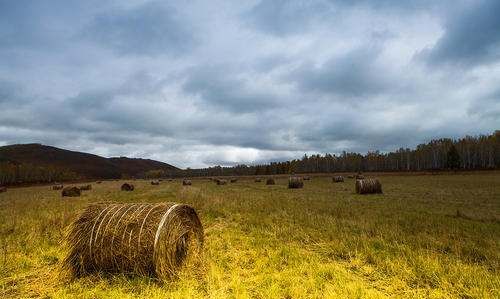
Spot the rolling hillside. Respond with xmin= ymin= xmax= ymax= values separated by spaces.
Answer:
xmin=0 ymin=143 xmax=179 ymax=181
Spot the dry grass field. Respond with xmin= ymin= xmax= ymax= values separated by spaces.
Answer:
xmin=0 ymin=173 xmax=499 ymax=298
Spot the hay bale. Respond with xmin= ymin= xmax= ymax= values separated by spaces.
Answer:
xmin=79 ymin=184 xmax=92 ymax=191
xmin=121 ymin=183 xmax=134 ymax=191
xmin=266 ymin=178 xmax=275 ymax=185
xmin=182 ymin=179 xmax=192 ymax=186
xmin=53 ymin=185 xmax=64 ymax=190
xmin=151 ymin=180 xmax=160 ymax=185
xmin=230 ymin=178 xmax=238 ymax=183
xmin=254 ymin=178 xmax=262 ymax=183
xmin=62 ymin=202 xmax=203 ymax=280
xmin=62 ymin=187 xmax=81 ymax=197
xmin=0 ymin=186 xmax=7 ymax=193
xmin=332 ymin=176 xmax=344 ymax=183
xmin=216 ymin=179 xmax=227 ymax=185
xmin=355 ymin=178 xmax=382 ymax=194
xmin=288 ymin=177 xmax=304 ymax=189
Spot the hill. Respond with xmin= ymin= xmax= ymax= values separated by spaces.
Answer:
xmin=109 ymin=157 xmax=179 ymax=178
xmin=0 ymin=143 xmax=179 ymax=183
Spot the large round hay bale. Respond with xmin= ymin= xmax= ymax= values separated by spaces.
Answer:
xmin=355 ymin=178 xmax=382 ymax=194
xmin=151 ymin=180 xmax=160 ymax=185
xmin=62 ymin=202 xmax=203 ymax=280
xmin=288 ymin=177 xmax=303 ymax=189
xmin=266 ymin=178 xmax=275 ymax=185
xmin=62 ymin=187 xmax=81 ymax=197
xmin=121 ymin=183 xmax=134 ymax=191
xmin=182 ymin=179 xmax=192 ymax=186
xmin=53 ymin=184 xmax=64 ymax=190
xmin=79 ymin=184 xmax=92 ymax=191
xmin=332 ymin=176 xmax=344 ymax=183
xmin=216 ymin=179 xmax=227 ymax=185
xmin=0 ymin=186 xmax=7 ymax=193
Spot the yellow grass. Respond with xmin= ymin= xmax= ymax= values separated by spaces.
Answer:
xmin=1 ymin=173 xmax=499 ymax=298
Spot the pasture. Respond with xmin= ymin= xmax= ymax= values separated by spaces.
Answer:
xmin=0 ymin=173 xmax=499 ymax=298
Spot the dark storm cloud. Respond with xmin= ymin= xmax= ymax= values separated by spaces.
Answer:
xmin=0 ymin=0 xmax=499 ymax=168
xmin=245 ymin=0 xmax=448 ymax=36
xmin=182 ymin=66 xmax=282 ymax=113
xmin=0 ymin=80 xmax=24 ymax=104
xmin=467 ymin=88 xmax=500 ymax=120
xmin=83 ymin=1 xmax=195 ymax=56
xmin=423 ymin=0 xmax=500 ymax=67
xmin=334 ymin=0 xmax=446 ymax=11
xmin=291 ymin=47 xmax=390 ymax=97
xmin=245 ymin=0 xmax=333 ymax=36
xmin=0 ymin=0 xmax=102 ymax=50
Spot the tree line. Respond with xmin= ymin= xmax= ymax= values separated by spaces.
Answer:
xmin=0 ymin=162 xmax=79 ymax=185
xmin=166 ymin=131 xmax=500 ymax=178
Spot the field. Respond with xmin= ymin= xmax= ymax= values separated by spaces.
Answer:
xmin=0 ymin=173 xmax=499 ymax=298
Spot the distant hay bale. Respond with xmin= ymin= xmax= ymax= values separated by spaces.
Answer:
xmin=151 ymin=180 xmax=160 ymax=185
xmin=230 ymin=178 xmax=238 ymax=183
xmin=254 ymin=178 xmax=262 ymax=183
xmin=216 ymin=179 xmax=227 ymax=185
xmin=62 ymin=202 xmax=204 ymax=281
xmin=332 ymin=176 xmax=344 ymax=183
xmin=288 ymin=177 xmax=304 ymax=189
xmin=121 ymin=183 xmax=134 ymax=191
xmin=53 ymin=185 xmax=64 ymax=190
xmin=303 ymin=176 xmax=311 ymax=180
xmin=0 ymin=186 xmax=7 ymax=193
xmin=79 ymin=184 xmax=92 ymax=191
xmin=62 ymin=187 xmax=81 ymax=197
xmin=355 ymin=178 xmax=382 ymax=194
xmin=266 ymin=178 xmax=275 ymax=185
xmin=182 ymin=179 xmax=192 ymax=186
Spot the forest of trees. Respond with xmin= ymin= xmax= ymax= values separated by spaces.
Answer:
xmin=170 ymin=131 xmax=500 ymax=178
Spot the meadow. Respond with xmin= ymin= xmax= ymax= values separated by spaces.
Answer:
xmin=0 ymin=173 xmax=499 ymax=298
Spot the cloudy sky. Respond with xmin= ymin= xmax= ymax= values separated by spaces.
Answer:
xmin=1 ymin=0 xmax=499 ymax=168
